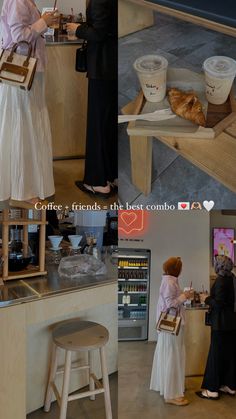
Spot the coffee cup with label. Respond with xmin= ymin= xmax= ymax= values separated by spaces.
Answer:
xmin=133 ymin=55 xmax=168 ymax=102
xmin=203 ymin=56 xmax=236 ymax=105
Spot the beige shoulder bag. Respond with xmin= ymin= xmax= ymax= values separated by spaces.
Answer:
xmin=0 ymin=41 xmax=37 ymax=90
xmin=156 ymin=307 xmax=182 ymax=335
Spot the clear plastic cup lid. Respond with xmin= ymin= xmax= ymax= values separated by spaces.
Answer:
xmin=203 ymin=56 xmax=236 ymax=78
xmin=133 ymin=55 xmax=168 ymax=73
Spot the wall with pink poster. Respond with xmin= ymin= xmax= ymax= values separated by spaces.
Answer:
xmin=213 ymin=228 xmax=235 ymax=264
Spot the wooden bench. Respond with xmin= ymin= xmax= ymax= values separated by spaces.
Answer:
xmin=119 ymin=0 xmax=236 ymax=37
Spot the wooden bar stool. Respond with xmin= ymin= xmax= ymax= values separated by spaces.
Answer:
xmin=44 ymin=319 xmax=112 ymax=419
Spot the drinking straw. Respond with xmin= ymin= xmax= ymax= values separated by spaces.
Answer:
xmin=53 ymin=0 xmax=58 ymax=10
xmin=190 ymin=281 xmax=192 ymax=289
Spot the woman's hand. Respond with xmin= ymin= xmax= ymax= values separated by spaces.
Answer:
xmin=42 ymin=12 xmax=59 ymax=27
xmin=66 ymin=23 xmax=81 ymax=35
xmin=184 ymin=289 xmax=194 ymax=300
xmin=200 ymin=292 xmax=208 ymax=303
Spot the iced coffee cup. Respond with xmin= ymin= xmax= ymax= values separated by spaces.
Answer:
xmin=203 ymin=56 xmax=236 ymax=105
xmin=133 ymin=55 xmax=168 ymax=102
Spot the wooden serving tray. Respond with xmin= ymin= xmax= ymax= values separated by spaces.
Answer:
xmin=126 ymin=68 xmax=236 ymax=139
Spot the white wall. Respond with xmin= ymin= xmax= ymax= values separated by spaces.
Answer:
xmin=119 ymin=211 xmax=210 ymax=341
xmin=0 ymin=0 xmax=86 ymax=15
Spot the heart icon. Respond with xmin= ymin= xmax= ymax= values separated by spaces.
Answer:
xmin=181 ymin=203 xmax=187 ymax=209
xmin=203 ymin=200 xmax=215 ymax=211
xmin=120 ymin=211 xmax=137 ymax=226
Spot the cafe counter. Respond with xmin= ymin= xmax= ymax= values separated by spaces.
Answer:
xmin=0 ymin=269 xmax=117 ymax=419
xmin=185 ymin=306 xmax=210 ymax=376
xmin=45 ymin=35 xmax=88 ymax=159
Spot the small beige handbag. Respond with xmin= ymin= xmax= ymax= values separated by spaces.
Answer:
xmin=156 ymin=307 xmax=182 ymax=335
xmin=0 ymin=41 xmax=37 ymax=90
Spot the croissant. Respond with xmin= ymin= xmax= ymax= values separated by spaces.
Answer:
xmin=168 ymin=88 xmax=206 ymax=127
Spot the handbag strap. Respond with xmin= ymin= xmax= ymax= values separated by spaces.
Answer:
xmin=7 ymin=41 xmax=33 ymax=68
xmin=164 ymin=306 xmax=180 ymax=321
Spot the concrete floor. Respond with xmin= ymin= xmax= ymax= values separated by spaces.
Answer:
xmin=118 ymin=14 xmax=236 ymax=208
xmin=27 ymin=373 xmax=117 ymax=419
xmin=119 ymin=341 xmax=236 ymax=419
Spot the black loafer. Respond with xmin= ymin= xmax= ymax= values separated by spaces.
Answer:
xmin=110 ymin=184 xmax=118 ymax=193
xmin=75 ymin=181 xmax=112 ymax=200
xmin=195 ymin=391 xmax=219 ymax=400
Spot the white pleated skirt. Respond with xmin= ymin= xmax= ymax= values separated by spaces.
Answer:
xmin=0 ymin=73 xmax=55 ymax=201
xmin=150 ymin=327 xmax=186 ymax=400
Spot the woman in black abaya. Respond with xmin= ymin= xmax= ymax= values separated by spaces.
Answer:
xmin=67 ymin=0 xmax=117 ymax=199
xmin=196 ymin=255 xmax=236 ymax=400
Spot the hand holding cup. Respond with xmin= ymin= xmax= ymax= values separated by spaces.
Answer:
xmin=66 ymin=23 xmax=80 ymax=35
xmin=184 ymin=287 xmax=194 ymax=300
xmin=42 ymin=11 xmax=59 ymax=27
xmin=200 ymin=292 xmax=208 ymax=304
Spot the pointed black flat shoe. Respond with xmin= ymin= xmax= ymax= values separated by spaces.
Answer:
xmin=195 ymin=391 xmax=219 ymax=400
xmin=110 ymin=183 xmax=118 ymax=193
xmin=75 ymin=181 xmax=112 ymax=200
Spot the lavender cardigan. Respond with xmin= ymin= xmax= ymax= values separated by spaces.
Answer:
xmin=156 ymin=275 xmax=186 ymax=325
xmin=1 ymin=0 xmax=48 ymax=71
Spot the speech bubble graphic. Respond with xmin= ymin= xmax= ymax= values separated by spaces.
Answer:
xmin=119 ymin=210 xmax=146 ymax=236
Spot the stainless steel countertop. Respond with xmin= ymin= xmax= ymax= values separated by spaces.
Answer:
xmin=45 ymin=35 xmax=83 ymax=45
xmin=0 ymin=264 xmax=116 ymax=308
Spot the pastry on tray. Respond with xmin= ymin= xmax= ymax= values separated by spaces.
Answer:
xmin=167 ymin=88 xmax=206 ymax=127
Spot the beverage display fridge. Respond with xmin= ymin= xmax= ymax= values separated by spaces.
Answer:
xmin=118 ymin=248 xmax=151 ymax=341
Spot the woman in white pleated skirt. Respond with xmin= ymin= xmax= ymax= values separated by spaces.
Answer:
xmin=150 ymin=257 xmax=191 ymax=406
xmin=0 ymin=0 xmax=57 ymax=205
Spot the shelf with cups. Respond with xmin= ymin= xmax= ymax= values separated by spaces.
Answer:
xmin=46 ymin=234 xmax=83 ymax=265
xmin=0 ymin=209 xmax=47 ymax=282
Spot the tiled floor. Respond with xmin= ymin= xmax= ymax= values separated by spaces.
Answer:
xmin=118 ymin=14 xmax=236 ymax=208
xmin=119 ymin=341 xmax=236 ymax=419
xmin=27 ymin=373 xmax=117 ymax=419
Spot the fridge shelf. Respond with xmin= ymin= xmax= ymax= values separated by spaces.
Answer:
xmin=118 ymin=291 xmax=147 ymax=294
xmin=118 ymin=266 xmax=148 ymax=270
xmin=118 ymin=304 xmax=147 ymax=307
xmin=118 ymin=248 xmax=150 ymax=341
xmin=118 ymin=279 xmax=148 ymax=282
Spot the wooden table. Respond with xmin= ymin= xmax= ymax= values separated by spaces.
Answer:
xmin=125 ymin=91 xmax=236 ymax=196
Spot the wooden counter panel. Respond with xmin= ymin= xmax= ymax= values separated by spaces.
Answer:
xmin=0 ymin=283 xmax=117 ymax=416
xmin=46 ymin=45 xmax=88 ymax=158
xmin=185 ymin=309 xmax=210 ymax=376
xmin=26 ymin=284 xmax=117 ymax=413
xmin=0 ymin=306 xmax=26 ymax=419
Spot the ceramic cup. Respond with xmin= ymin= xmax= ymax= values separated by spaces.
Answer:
xmin=68 ymin=235 xmax=83 ymax=249
xmin=48 ymin=235 xmax=63 ymax=249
